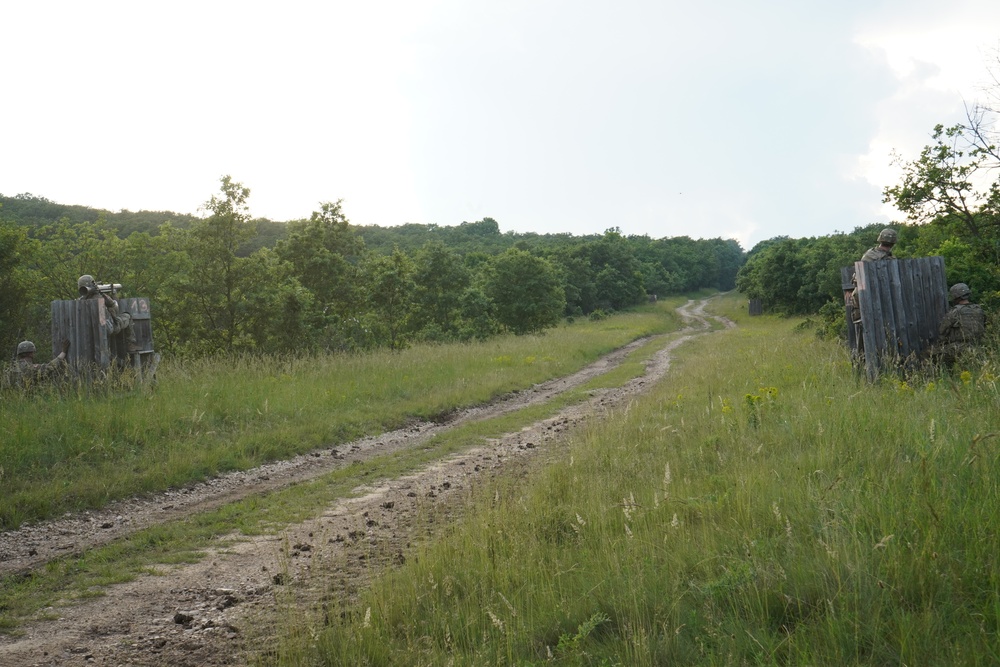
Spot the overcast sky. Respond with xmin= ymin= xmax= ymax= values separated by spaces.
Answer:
xmin=3 ymin=1 xmax=999 ymax=250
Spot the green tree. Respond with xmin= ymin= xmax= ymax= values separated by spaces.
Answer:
xmin=28 ymin=216 xmax=126 ymax=301
xmin=167 ymin=176 xmax=304 ymax=354
xmin=184 ymin=176 xmax=258 ymax=350
xmin=643 ymin=236 xmax=718 ymax=293
xmin=456 ymin=285 xmax=499 ymax=341
xmin=0 ymin=219 xmax=34 ymax=352
xmin=883 ymin=111 xmax=1000 ymax=309
xmin=411 ymin=241 xmax=470 ymax=340
xmin=588 ymin=229 xmax=646 ymax=310
xmin=549 ymin=251 xmax=596 ymax=316
xmin=735 ymin=238 xmax=806 ymax=315
xmin=710 ymin=238 xmax=746 ymax=291
xmin=276 ymin=200 xmax=366 ymax=350
xmin=482 ymin=249 xmax=565 ymax=335
xmin=362 ymin=247 xmax=416 ymax=350
xmin=883 ymin=122 xmax=1000 ymax=246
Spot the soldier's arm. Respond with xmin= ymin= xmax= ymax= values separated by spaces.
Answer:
xmin=102 ymin=293 xmax=120 ymax=314
xmin=938 ymin=311 xmax=956 ymax=338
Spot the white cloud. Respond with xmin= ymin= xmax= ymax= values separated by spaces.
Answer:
xmin=852 ymin=4 xmax=1000 ymax=223
xmin=2 ymin=1 xmax=999 ymax=248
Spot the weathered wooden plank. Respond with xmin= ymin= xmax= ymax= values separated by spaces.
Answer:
xmin=855 ymin=262 xmax=878 ymax=380
xmin=849 ymin=256 xmax=948 ymax=380
xmin=887 ymin=261 xmax=909 ymax=360
xmin=909 ymin=260 xmax=929 ymax=346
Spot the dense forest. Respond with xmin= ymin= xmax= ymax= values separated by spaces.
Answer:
xmin=0 ymin=184 xmax=744 ymax=359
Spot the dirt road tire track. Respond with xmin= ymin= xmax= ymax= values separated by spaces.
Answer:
xmin=0 ymin=298 xmax=732 ymax=666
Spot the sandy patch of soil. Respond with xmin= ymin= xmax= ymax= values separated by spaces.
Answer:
xmin=0 ymin=299 xmax=732 ymax=666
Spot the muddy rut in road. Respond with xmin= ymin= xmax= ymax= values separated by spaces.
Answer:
xmin=1 ymin=298 xmax=733 ymax=666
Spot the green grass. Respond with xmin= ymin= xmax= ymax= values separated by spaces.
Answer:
xmin=0 ymin=303 xmax=681 ymax=531
xmin=0 ymin=305 xmax=691 ymax=631
xmin=273 ymin=292 xmax=1000 ymax=666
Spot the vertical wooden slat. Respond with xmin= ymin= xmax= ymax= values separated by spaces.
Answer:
xmin=856 ymin=262 xmax=878 ymax=380
xmin=888 ymin=261 xmax=910 ymax=360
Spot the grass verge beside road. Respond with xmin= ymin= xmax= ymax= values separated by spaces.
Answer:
xmin=0 ymin=302 xmax=681 ymax=531
xmin=0 ymin=301 xmax=691 ymax=630
xmin=281 ymin=292 xmax=1000 ymax=666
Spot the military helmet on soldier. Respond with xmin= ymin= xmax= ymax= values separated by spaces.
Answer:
xmin=949 ymin=283 xmax=971 ymax=301
xmin=877 ymin=228 xmax=897 ymax=245
xmin=78 ymin=274 xmax=97 ymax=297
xmin=16 ymin=340 xmax=36 ymax=357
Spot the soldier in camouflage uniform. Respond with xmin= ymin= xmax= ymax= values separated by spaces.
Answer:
xmin=2 ymin=339 xmax=69 ymax=390
xmin=934 ymin=283 xmax=986 ymax=366
xmin=77 ymin=274 xmax=139 ymax=352
xmin=849 ymin=228 xmax=898 ymax=322
xmin=847 ymin=228 xmax=899 ymax=367
xmin=860 ymin=228 xmax=898 ymax=262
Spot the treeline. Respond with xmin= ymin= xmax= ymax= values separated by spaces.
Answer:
xmin=737 ymin=220 xmax=999 ymax=319
xmin=0 ymin=180 xmax=744 ymax=358
xmin=737 ymin=98 xmax=1000 ymax=333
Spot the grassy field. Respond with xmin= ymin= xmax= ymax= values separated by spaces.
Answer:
xmin=0 ymin=302 xmax=681 ymax=531
xmin=267 ymin=292 xmax=1000 ymax=666
xmin=0 ymin=298 xmax=697 ymax=631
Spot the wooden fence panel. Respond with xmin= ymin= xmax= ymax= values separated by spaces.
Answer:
xmin=849 ymin=256 xmax=948 ymax=381
xmin=50 ymin=297 xmax=157 ymax=382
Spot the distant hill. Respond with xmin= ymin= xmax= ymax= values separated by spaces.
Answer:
xmin=0 ymin=194 xmax=606 ymax=256
xmin=0 ymin=192 xmax=287 ymax=255
xmin=0 ymin=192 xmax=204 ymax=236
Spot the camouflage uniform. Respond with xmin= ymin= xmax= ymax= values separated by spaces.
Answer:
xmin=936 ymin=302 xmax=985 ymax=365
xmin=860 ymin=245 xmax=895 ymax=262
xmin=2 ymin=345 xmax=68 ymax=391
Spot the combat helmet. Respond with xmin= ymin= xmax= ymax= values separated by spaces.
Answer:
xmin=16 ymin=340 xmax=36 ymax=357
xmin=877 ymin=228 xmax=898 ymax=245
xmin=78 ymin=274 xmax=97 ymax=297
xmin=949 ymin=283 xmax=971 ymax=301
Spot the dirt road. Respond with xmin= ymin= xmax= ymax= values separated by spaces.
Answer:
xmin=0 ymin=298 xmax=732 ymax=666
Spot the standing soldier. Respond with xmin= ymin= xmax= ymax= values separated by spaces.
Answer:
xmin=77 ymin=275 xmax=139 ymax=352
xmin=935 ymin=282 xmax=986 ymax=366
xmin=860 ymin=228 xmax=898 ymax=262
xmin=848 ymin=228 xmax=898 ymax=360
xmin=849 ymin=228 xmax=899 ymax=319
xmin=2 ymin=339 xmax=70 ymax=390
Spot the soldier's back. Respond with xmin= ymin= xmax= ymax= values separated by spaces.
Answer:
xmin=860 ymin=247 xmax=894 ymax=262
xmin=956 ymin=303 xmax=985 ymax=341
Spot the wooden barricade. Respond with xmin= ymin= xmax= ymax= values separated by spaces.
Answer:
xmin=50 ymin=297 xmax=158 ymax=384
xmin=845 ymin=256 xmax=948 ymax=381
xmin=748 ymin=299 xmax=763 ymax=316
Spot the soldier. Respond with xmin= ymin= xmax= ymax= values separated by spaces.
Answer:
xmin=849 ymin=228 xmax=899 ymax=321
xmin=860 ymin=228 xmax=898 ymax=262
xmin=77 ymin=274 xmax=139 ymax=352
xmin=847 ymin=228 xmax=900 ymax=367
xmin=3 ymin=339 xmax=70 ymax=390
xmin=934 ymin=282 xmax=986 ymax=366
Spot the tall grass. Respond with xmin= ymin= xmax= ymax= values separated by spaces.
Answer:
xmin=279 ymin=293 xmax=1000 ymax=666
xmin=0 ymin=305 xmax=679 ymax=530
